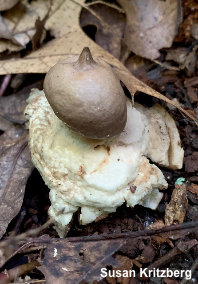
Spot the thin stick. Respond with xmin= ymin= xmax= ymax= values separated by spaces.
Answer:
xmin=17 ymin=220 xmax=198 ymax=245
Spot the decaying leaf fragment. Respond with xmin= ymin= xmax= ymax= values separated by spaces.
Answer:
xmin=0 ymin=0 xmax=19 ymax=11
xmin=80 ymin=3 xmax=126 ymax=58
xmin=39 ymin=238 xmax=123 ymax=284
xmin=0 ymin=128 xmax=34 ymax=239
xmin=187 ymin=183 xmax=198 ymax=196
xmin=117 ymin=0 xmax=180 ymax=60
xmin=0 ymin=0 xmax=196 ymax=126
xmin=0 ymin=15 xmax=21 ymax=46
xmin=165 ymin=180 xmax=188 ymax=226
xmin=0 ymin=0 xmax=53 ymax=53
xmin=25 ymin=89 xmax=184 ymax=237
xmin=106 ymin=255 xmax=134 ymax=284
xmin=0 ymin=82 xmax=43 ymax=126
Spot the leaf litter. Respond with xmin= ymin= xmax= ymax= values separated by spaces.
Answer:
xmin=0 ymin=0 xmax=198 ymax=283
xmin=0 ymin=0 xmax=197 ymax=125
xmin=39 ymin=238 xmax=124 ymax=284
xmin=80 ymin=3 xmax=126 ymax=59
xmin=0 ymin=128 xmax=33 ymax=239
xmin=117 ymin=0 xmax=181 ymax=60
xmin=0 ymin=81 xmax=42 ymax=239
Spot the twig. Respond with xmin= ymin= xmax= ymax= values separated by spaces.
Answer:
xmin=67 ymin=221 xmax=198 ymax=242
xmin=1 ymin=221 xmax=197 ymax=263
xmin=16 ymin=220 xmax=198 ymax=246
xmin=153 ymin=59 xmax=180 ymax=71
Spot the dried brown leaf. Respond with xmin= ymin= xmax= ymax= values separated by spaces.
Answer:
xmin=117 ymin=0 xmax=180 ymax=60
xmin=187 ymin=183 xmax=198 ymax=195
xmin=0 ymin=81 xmax=43 ymax=126
xmin=111 ymin=64 xmax=198 ymax=125
xmin=0 ymin=260 xmax=40 ymax=283
xmin=0 ymin=15 xmax=21 ymax=45
xmin=166 ymin=47 xmax=188 ymax=65
xmin=137 ymin=244 xmax=156 ymax=264
xmin=38 ymin=238 xmax=124 ymax=284
xmin=186 ymin=86 xmax=198 ymax=104
xmin=178 ymin=45 xmax=198 ymax=77
xmin=106 ymin=255 xmax=134 ymax=284
xmin=0 ymin=0 xmax=197 ymax=126
xmin=0 ymin=128 xmax=33 ymax=239
xmin=0 ymin=116 xmax=13 ymax=131
xmin=146 ymin=220 xmax=165 ymax=231
xmin=80 ymin=3 xmax=126 ymax=58
xmin=0 ymin=0 xmax=57 ymax=52
xmin=152 ymin=234 xmax=172 ymax=246
xmin=165 ymin=183 xmax=188 ymax=226
xmin=0 ymin=0 xmax=19 ymax=12
xmin=184 ymin=152 xmax=198 ymax=173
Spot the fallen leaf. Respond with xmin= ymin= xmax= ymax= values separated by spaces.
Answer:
xmin=0 ymin=116 xmax=13 ymax=131
xmin=179 ymin=44 xmax=198 ymax=76
xmin=187 ymin=86 xmax=198 ymax=104
xmin=80 ymin=3 xmax=126 ymax=58
xmin=184 ymin=77 xmax=198 ymax=88
xmin=0 ymin=81 xmax=43 ymax=125
xmin=106 ymin=255 xmax=134 ymax=284
xmin=184 ymin=152 xmax=198 ymax=173
xmin=38 ymin=238 xmax=124 ymax=284
xmin=119 ymin=238 xmax=141 ymax=259
xmin=0 ymin=128 xmax=33 ymax=239
xmin=187 ymin=183 xmax=198 ymax=195
xmin=152 ymin=234 xmax=174 ymax=246
xmin=166 ymin=47 xmax=188 ymax=65
xmin=125 ymin=55 xmax=153 ymax=78
xmin=0 ymin=0 xmax=19 ymax=12
xmin=0 ymin=0 xmax=58 ymax=53
xmin=137 ymin=244 xmax=156 ymax=264
xmin=117 ymin=0 xmax=180 ymax=60
xmin=185 ymin=109 xmax=196 ymax=118
xmin=0 ymin=0 xmax=196 ymax=126
xmin=0 ymin=15 xmax=21 ymax=45
xmin=147 ymin=220 xmax=165 ymax=231
xmin=165 ymin=183 xmax=188 ymax=226
xmin=0 ymin=260 xmax=40 ymax=283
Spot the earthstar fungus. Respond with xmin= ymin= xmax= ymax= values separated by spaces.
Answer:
xmin=44 ymin=47 xmax=127 ymax=139
xmin=25 ymin=48 xmax=184 ymax=237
